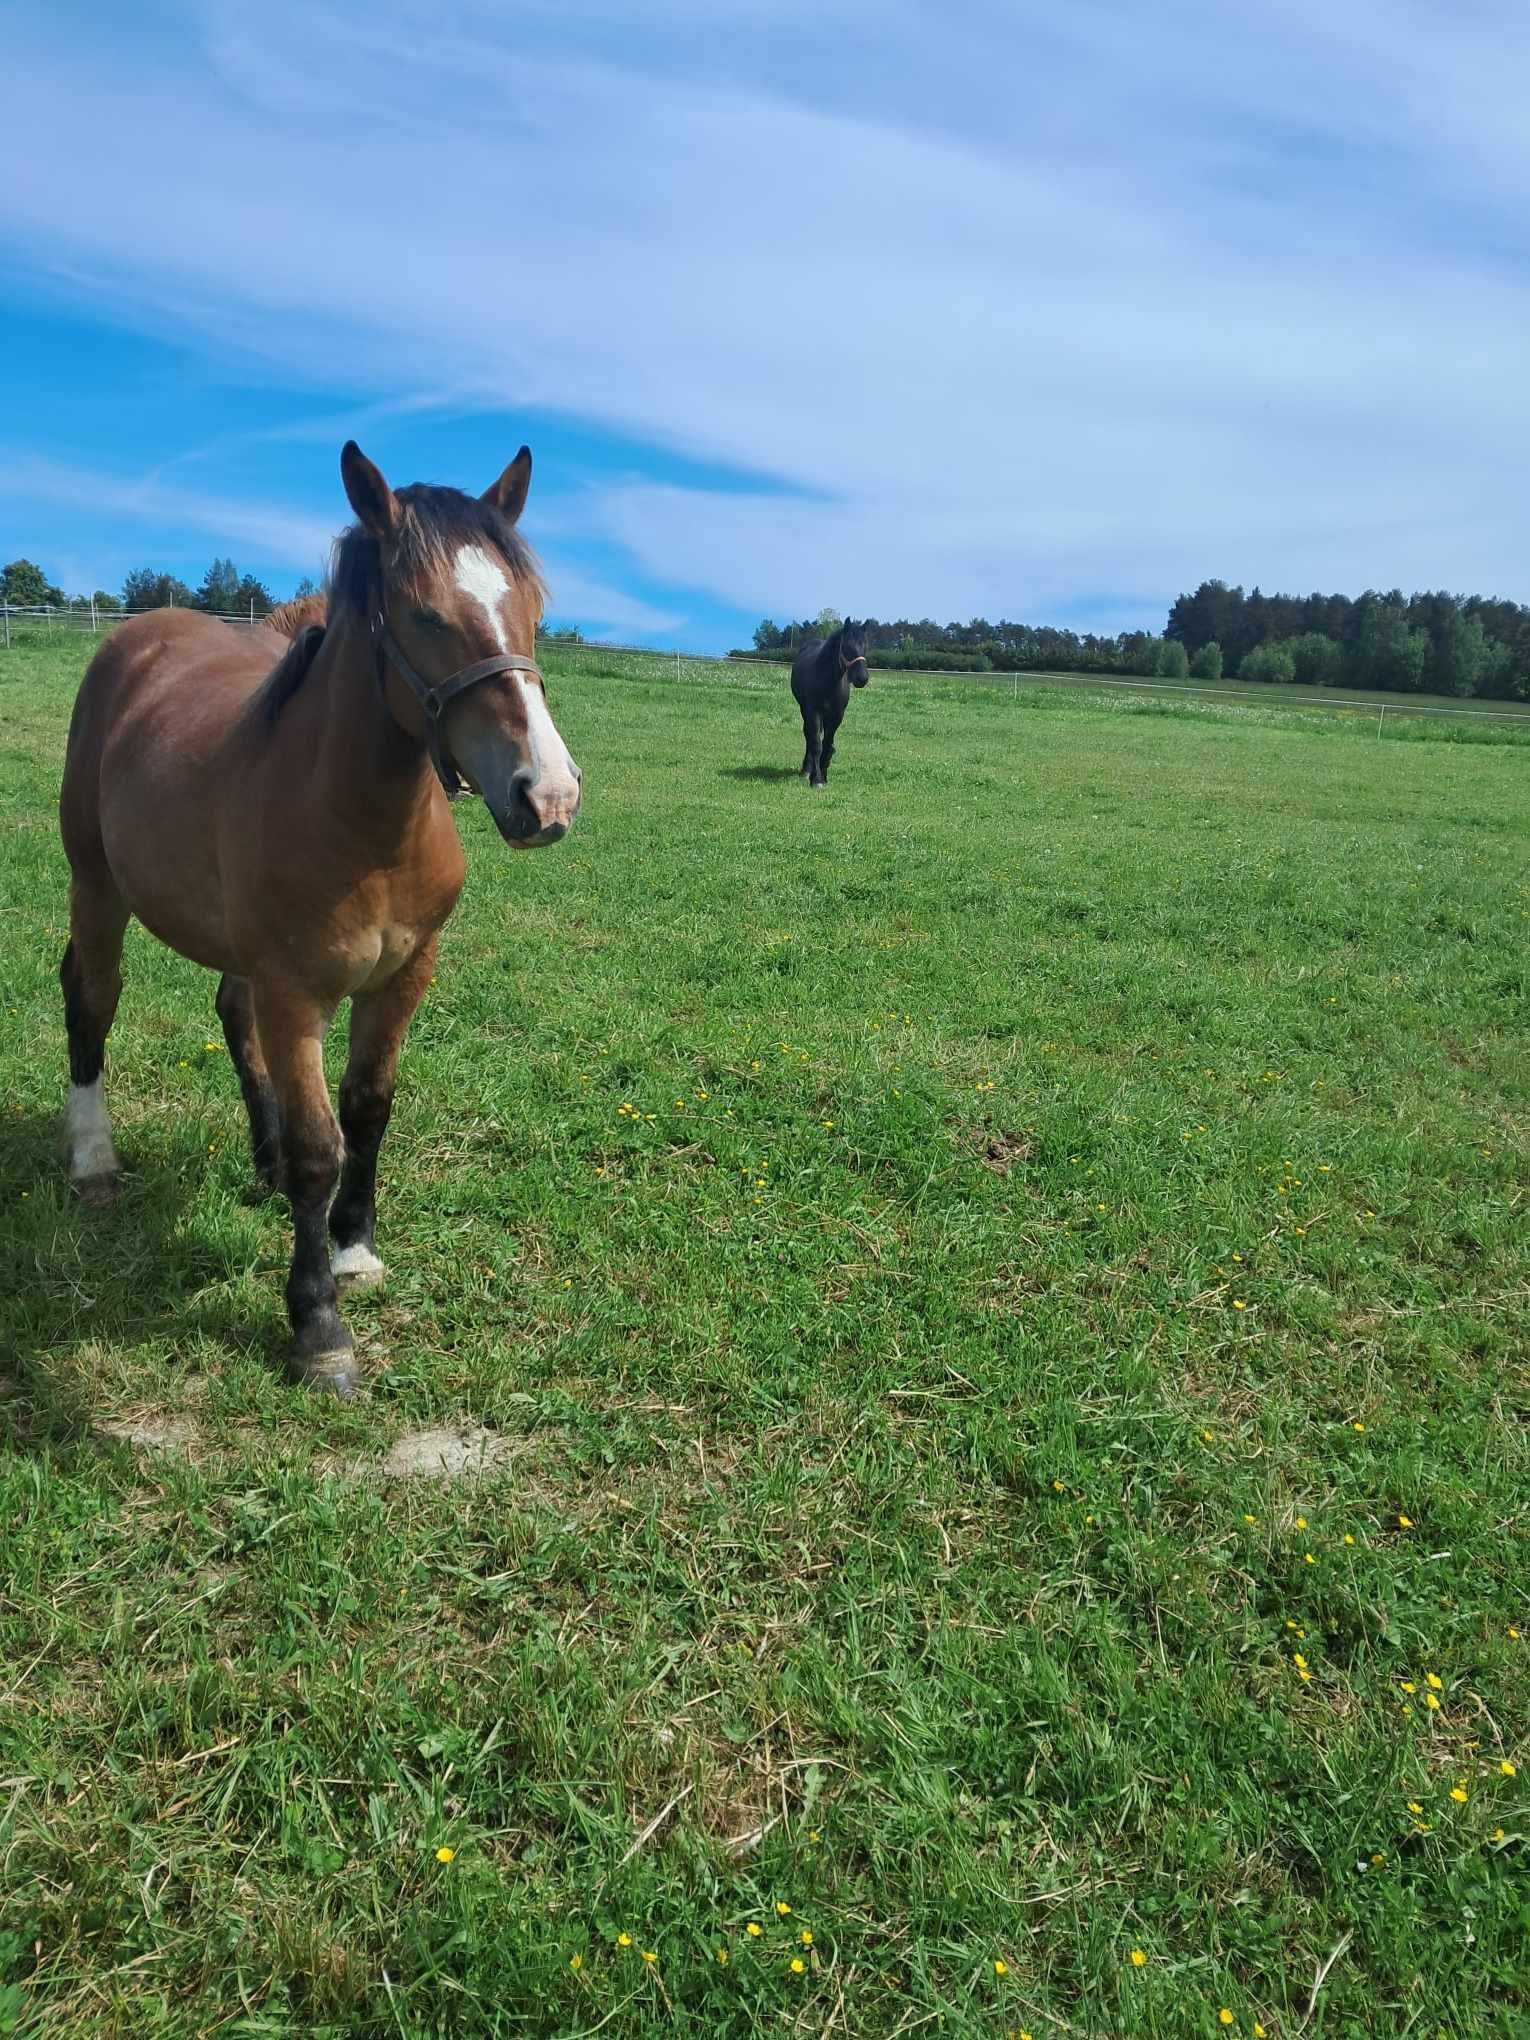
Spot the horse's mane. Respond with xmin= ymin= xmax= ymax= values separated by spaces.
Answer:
xmin=257 ymin=485 xmax=546 ymax=726
xmin=266 ymin=595 xmax=327 ymax=637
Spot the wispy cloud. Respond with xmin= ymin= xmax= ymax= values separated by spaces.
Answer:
xmin=4 ymin=0 xmax=1529 ymax=625
xmin=0 ymin=453 xmax=336 ymax=570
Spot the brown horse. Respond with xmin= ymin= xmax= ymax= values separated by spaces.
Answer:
xmin=58 ymin=442 xmax=581 ymax=1396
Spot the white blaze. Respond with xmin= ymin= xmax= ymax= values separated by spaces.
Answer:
xmin=452 ymin=543 xmax=579 ymax=803
xmin=67 ymin=1079 xmax=117 ymax=1181
xmin=453 ymin=544 xmax=510 ymax=650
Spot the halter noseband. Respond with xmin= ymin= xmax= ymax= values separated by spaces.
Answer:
xmin=840 ymin=650 xmax=869 ymax=683
xmin=373 ymin=619 xmax=544 ymax=797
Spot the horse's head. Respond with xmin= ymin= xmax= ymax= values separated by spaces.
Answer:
xmin=840 ymin=619 xmax=870 ymax=687
xmin=338 ymin=441 xmax=582 ymax=847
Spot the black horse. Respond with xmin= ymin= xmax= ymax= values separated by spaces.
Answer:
xmin=790 ymin=620 xmax=869 ymax=787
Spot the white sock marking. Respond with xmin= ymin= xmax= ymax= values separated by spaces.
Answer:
xmin=332 ymin=1242 xmax=385 ymax=1279
xmin=67 ymin=1079 xmax=118 ymax=1181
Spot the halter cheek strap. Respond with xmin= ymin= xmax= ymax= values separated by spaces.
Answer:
xmin=373 ymin=620 xmax=545 ymax=796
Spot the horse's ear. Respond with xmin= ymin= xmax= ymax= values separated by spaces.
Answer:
xmin=341 ymin=442 xmax=399 ymax=539
xmin=483 ymin=447 xmax=533 ymax=526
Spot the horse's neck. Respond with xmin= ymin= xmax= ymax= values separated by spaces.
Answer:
xmin=303 ymin=617 xmax=440 ymax=836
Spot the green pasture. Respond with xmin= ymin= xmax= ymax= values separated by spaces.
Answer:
xmin=1 ymin=632 xmax=1526 ymax=2037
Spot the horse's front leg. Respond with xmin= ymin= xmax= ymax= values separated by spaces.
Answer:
xmin=254 ymin=980 xmax=354 ymax=1396
xmin=329 ymin=939 xmax=437 ymax=1292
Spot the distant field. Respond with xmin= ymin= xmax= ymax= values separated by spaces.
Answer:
xmin=2 ymin=634 xmax=1527 ymax=2037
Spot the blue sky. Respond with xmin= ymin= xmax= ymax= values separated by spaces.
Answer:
xmin=4 ymin=1 xmax=1529 ymax=648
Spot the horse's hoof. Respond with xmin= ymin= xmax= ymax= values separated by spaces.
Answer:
xmin=288 ymin=1348 xmax=362 ymax=1398
xmin=332 ymin=1243 xmax=386 ymax=1291
xmin=73 ymin=1171 xmax=119 ymax=1207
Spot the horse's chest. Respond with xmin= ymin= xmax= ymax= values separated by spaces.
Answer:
xmin=334 ymin=871 xmax=461 ymax=995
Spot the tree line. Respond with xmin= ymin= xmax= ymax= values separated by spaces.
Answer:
xmin=1 ymin=557 xmax=318 ymax=618
xmin=745 ymin=582 xmax=1530 ymax=700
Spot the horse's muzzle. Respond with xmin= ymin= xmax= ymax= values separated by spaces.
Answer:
xmin=491 ymin=763 xmax=581 ymax=847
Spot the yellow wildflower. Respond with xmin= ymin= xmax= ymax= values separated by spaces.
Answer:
xmin=642 ymin=1949 xmax=658 ymax=1965
xmin=1450 ymin=1787 xmax=1468 ymax=1804
xmin=994 ymin=1958 xmax=1007 ymax=1975
xmin=1130 ymin=1949 xmax=1147 ymax=1968
xmin=776 ymin=1901 xmax=792 ymax=1916
xmin=569 ymin=1954 xmax=582 ymax=1971
xmin=1501 ymin=1760 xmax=1517 ymax=1777
xmin=435 ymin=1847 xmax=455 ymax=1864
xmin=790 ymin=1957 xmax=805 ymax=1975
xmin=617 ymin=1932 xmax=632 ymax=1947
xmin=746 ymin=1923 xmax=762 ymax=1938
xmin=1425 ymin=1673 xmax=1443 ymax=1691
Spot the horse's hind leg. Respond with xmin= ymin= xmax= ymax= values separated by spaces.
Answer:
xmin=60 ymin=876 xmax=130 ymax=1204
xmin=216 ymin=974 xmax=282 ymax=1193
xmin=329 ymin=938 xmax=436 ymax=1292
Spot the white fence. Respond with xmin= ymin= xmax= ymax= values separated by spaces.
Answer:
xmin=0 ymin=601 xmax=271 ymax=646
xmin=5 ymin=602 xmax=1528 ymax=732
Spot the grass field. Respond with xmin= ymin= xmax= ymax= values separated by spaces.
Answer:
xmin=2 ymin=633 xmax=1527 ymax=2038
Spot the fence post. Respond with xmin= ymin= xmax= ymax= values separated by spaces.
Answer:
xmin=250 ymin=597 xmax=255 ymax=625
xmin=1377 ymin=704 xmax=1386 ymax=740
xmin=91 ymin=596 xmax=98 ymax=633
xmin=675 ymin=650 xmax=681 ymax=683
xmin=1 ymin=602 xmax=8 ymax=650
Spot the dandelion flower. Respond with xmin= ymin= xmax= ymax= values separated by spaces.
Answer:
xmin=1352 ymin=1422 xmax=1365 ymax=1433
xmin=1303 ymin=1553 xmax=1316 ymax=1565
xmin=1407 ymin=1800 xmax=1424 ymax=1814
xmin=716 ymin=1948 xmax=729 ymax=1965
xmin=642 ymin=1949 xmax=658 ymax=1965
xmin=1201 ymin=1430 xmax=1214 ymax=1444
xmin=1501 ymin=1760 xmax=1517 ymax=1777
xmin=1293 ymin=1653 xmax=1308 ymax=1668
xmin=1425 ymin=1672 xmax=1443 ymax=1691
xmin=1052 ymin=1479 xmax=1065 ymax=1492
xmin=1295 ymin=1517 xmax=1308 ymax=1530
xmin=790 ymin=1957 xmax=805 ymax=1975
xmin=569 ymin=1954 xmax=582 ymax=1971
xmin=1243 ymin=1514 xmax=1258 ymax=1526
xmin=1509 ymin=1627 xmax=1521 ymax=1640
xmin=1255 ymin=2025 xmax=1268 ymax=2038
xmin=1233 ymin=1299 xmax=1246 ymax=1310
xmin=993 ymin=1958 xmax=1007 ymax=1975
xmin=1398 ymin=1514 xmax=1413 ymax=1528
xmin=1492 ymin=1827 xmax=1507 ymax=1843
xmin=1425 ymin=1694 xmax=1441 ymax=1712
xmin=1370 ymin=1853 xmax=1385 ymax=1866
xmin=1450 ymin=1787 xmax=1468 ymax=1804
xmin=617 ymin=1932 xmax=633 ymax=1948
xmin=1343 ymin=1533 xmax=1355 ymax=1546
xmin=746 ymin=1923 xmax=763 ymax=1938
xmin=1219 ymin=2012 xmax=1235 ymax=2028
xmin=1130 ymin=1950 xmax=1147 ymax=1968
xmin=1401 ymin=1682 xmax=1416 ymax=1694
xmin=776 ymin=1902 xmax=792 ymax=1916
xmin=435 ymin=1847 xmax=455 ymax=1863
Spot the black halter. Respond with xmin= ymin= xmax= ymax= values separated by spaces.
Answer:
xmin=373 ymin=619 xmax=544 ymax=797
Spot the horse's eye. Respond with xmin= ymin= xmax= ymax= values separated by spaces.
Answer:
xmin=414 ymin=609 xmax=448 ymax=632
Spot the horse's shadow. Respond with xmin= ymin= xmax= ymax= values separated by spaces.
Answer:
xmin=0 ymin=1109 xmax=276 ymax=1452
xmin=720 ymin=765 xmax=803 ymax=783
